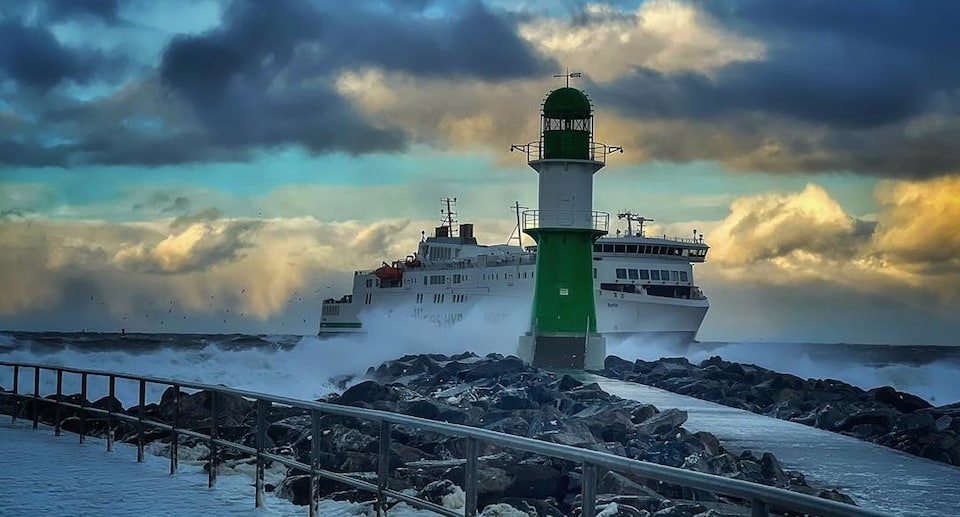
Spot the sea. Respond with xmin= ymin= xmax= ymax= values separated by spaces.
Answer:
xmin=1 ymin=327 xmax=959 ymax=516
xmin=2 ymin=329 xmax=958 ymax=407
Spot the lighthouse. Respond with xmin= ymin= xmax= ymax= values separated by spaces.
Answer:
xmin=513 ymin=77 xmax=621 ymax=370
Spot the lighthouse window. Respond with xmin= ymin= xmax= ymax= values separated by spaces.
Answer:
xmin=628 ymin=269 xmax=639 ymax=280
xmin=650 ymin=270 xmax=661 ymax=280
xmin=670 ymin=271 xmax=679 ymax=281
xmin=639 ymin=269 xmax=650 ymax=280
xmin=679 ymin=271 xmax=688 ymax=282
xmin=616 ymin=268 xmax=627 ymax=279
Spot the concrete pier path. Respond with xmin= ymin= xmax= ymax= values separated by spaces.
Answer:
xmin=587 ymin=374 xmax=960 ymax=517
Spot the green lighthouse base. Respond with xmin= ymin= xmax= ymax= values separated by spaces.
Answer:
xmin=518 ymin=332 xmax=605 ymax=370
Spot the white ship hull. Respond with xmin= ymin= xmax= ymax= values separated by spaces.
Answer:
xmin=321 ymin=284 xmax=708 ymax=344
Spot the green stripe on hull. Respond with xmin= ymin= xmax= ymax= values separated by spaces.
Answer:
xmin=525 ymin=227 xmax=605 ymax=334
xmin=319 ymin=322 xmax=362 ymax=329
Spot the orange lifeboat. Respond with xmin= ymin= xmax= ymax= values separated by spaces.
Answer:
xmin=374 ymin=262 xmax=402 ymax=282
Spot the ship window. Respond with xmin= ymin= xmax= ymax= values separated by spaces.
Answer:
xmin=616 ymin=268 xmax=627 ymax=279
xmin=365 ymin=279 xmax=373 ymax=288
xmin=614 ymin=244 xmax=626 ymax=253
xmin=670 ymin=271 xmax=679 ymax=281
xmin=628 ymin=269 xmax=639 ymax=280
xmin=651 ymin=246 xmax=659 ymax=254
xmin=639 ymin=269 xmax=650 ymax=280
xmin=660 ymin=269 xmax=670 ymax=280
xmin=602 ymin=244 xmax=614 ymax=252
xmin=594 ymin=244 xmax=601 ymax=252
xmin=593 ymin=268 xmax=597 ymax=279
xmin=440 ymin=294 xmax=445 ymax=303
xmin=423 ymin=276 xmax=427 ymax=284
xmin=679 ymin=271 xmax=688 ymax=282
xmin=626 ymin=245 xmax=638 ymax=254
xmin=650 ymin=270 xmax=661 ymax=280
xmin=643 ymin=246 xmax=652 ymax=254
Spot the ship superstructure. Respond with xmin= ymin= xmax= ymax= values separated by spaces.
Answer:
xmin=319 ymin=201 xmax=709 ymax=342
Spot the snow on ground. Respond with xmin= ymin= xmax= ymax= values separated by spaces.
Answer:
xmin=0 ymin=420 xmax=440 ymax=517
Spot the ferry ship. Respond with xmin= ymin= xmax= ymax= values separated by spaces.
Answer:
xmin=319 ymin=200 xmax=709 ymax=343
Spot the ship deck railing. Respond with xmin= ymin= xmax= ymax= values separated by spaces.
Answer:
xmin=0 ymin=361 xmax=889 ymax=517
xmin=601 ymin=233 xmax=708 ymax=246
xmin=354 ymin=254 xmax=537 ymax=276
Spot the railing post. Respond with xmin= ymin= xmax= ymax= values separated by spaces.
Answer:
xmin=107 ymin=375 xmax=115 ymax=452
xmin=751 ymin=499 xmax=770 ymax=517
xmin=376 ymin=420 xmax=391 ymax=516
xmin=54 ymin=369 xmax=62 ymax=436
xmin=256 ymin=399 xmax=268 ymax=508
xmin=170 ymin=385 xmax=180 ymax=475
xmin=11 ymin=365 xmax=18 ymax=424
xmin=208 ymin=391 xmax=219 ymax=488
xmin=464 ymin=437 xmax=478 ymax=517
xmin=581 ymin=463 xmax=597 ymax=517
xmin=32 ymin=367 xmax=39 ymax=429
xmin=80 ymin=372 xmax=87 ymax=444
xmin=137 ymin=379 xmax=146 ymax=462
xmin=309 ymin=409 xmax=321 ymax=517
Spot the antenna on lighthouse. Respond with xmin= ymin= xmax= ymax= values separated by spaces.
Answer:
xmin=553 ymin=69 xmax=582 ymax=88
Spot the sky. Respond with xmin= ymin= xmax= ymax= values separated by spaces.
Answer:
xmin=1 ymin=0 xmax=959 ymax=344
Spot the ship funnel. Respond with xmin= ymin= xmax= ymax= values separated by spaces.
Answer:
xmin=459 ymin=223 xmax=474 ymax=239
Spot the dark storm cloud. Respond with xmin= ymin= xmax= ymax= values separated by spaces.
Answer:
xmin=0 ymin=19 xmax=102 ymax=91
xmin=592 ymin=0 xmax=960 ymax=177
xmin=310 ymin=0 xmax=553 ymax=79
xmin=155 ymin=0 xmax=551 ymax=159
xmin=1 ymin=0 xmax=551 ymax=167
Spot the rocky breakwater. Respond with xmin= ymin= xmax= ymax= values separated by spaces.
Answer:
xmin=602 ymin=355 xmax=960 ymax=468
xmin=0 ymin=354 xmax=860 ymax=516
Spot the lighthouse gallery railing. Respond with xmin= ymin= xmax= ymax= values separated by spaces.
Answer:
xmin=0 ymin=361 xmax=889 ymax=517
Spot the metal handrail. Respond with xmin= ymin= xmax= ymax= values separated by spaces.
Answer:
xmin=523 ymin=209 xmax=610 ymax=232
xmin=0 ymin=361 xmax=889 ymax=517
xmin=510 ymin=141 xmax=623 ymax=164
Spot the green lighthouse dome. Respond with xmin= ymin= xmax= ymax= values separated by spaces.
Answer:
xmin=541 ymin=87 xmax=593 ymax=160
xmin=543 ymin=87 xmax=591 ymax=119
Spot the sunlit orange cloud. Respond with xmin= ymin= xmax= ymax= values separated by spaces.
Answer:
xmin=702 ymin=176 xmax=960 ymax=301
